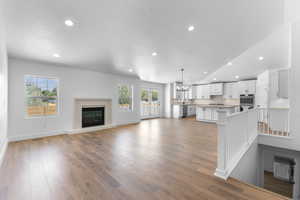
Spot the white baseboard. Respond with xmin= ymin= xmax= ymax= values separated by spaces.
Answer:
xmin=214 ymin=168 xmax=228 ymax=180
xmin=8 ymin=121 xmax=141 ymax=142
xmin=0 ymin=138 xmax=8 ymax=167
xmin=67 ymin=124 xmax=116 ymax=135
xmin=9 ymin=130 xmax=68 ymax=142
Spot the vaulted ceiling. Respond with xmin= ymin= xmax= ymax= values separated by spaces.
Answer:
xmin=4 ymin=0 xmax=285 ymax=83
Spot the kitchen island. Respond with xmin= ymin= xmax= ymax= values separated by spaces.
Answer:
xmin=196 ymin=104 xmax=239 ymax=123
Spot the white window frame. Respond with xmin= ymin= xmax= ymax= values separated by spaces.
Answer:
xmin=24 ymin=75 xmax=60 ymax=119
xmin=118 ymin=84 xmax=134 ymax=112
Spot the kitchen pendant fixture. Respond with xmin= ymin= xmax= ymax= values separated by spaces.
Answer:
xmin=176 ymin=68 xmax=189 ymax=92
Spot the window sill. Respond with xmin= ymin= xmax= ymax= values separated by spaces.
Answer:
xmin=24 ymin=114 xmax=59 ymax=119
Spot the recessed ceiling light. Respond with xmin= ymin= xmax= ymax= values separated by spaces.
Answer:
xmin=53 ymin=53 xmax=60 ymax=58
xmin=152 ymin=52 xmax=157 ymax=56
xmin=235 ymin=75 xmax=239 ymax=79
xmin=128 ymin=68 xmax=133 ymax=72
xmin=203 ymin=71 xmax=208 ymax=74
xmin=188 ymin=25 xmax=195 ymax=32
xmin=259 ymin=56 xmax=264 ymax=61
xmin=64 ymin=19 xmax=74 ymax=27
xmin=213 ymin=78 xmax=217 ymax=81
xmin=227 ymin=62 xmax=233 ymax=66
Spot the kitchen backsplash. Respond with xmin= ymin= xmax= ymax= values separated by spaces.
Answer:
xmin=193 ymin=96 xmax=240 ymax=105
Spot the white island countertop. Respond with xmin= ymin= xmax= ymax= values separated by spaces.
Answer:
xmin=196 ymin=104 xmax=239 ymax=123
xmin=195 ymin=104 xmax=239 ymax=108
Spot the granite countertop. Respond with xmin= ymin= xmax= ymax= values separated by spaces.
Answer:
xmin=172 ymin=103 xmax=239 ymax=108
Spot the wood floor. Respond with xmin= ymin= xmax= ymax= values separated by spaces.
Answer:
xmin=264 ymin=171 xmax=293 ymax=198
xmin=0 ymin=118 xmax=287 ymax=200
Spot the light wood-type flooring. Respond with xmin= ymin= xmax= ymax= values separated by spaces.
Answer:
xmin=0 ymin=118 xmax=288 ymax=200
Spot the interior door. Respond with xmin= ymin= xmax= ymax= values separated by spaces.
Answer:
xmin=141 ymin=88 xmax=160 ymax=119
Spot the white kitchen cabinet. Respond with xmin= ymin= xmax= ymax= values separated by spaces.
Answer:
xmin=247 ymin=80 xmax=256 ymax=94
xmin=202 ymin=85 xmax=210 ymax=99
xmin=173 ymin=105 xmax=183 ymax=118
xmin=196 ymin=85 xmax=210 ymax=99
xmin=196 ymin=86 xmax=203 ymax=99
xmin=238 ymin=80 xmax=256 ymax=94
xmin=196 ymin=106 xmax=238 ymax=122
xmin=224 ymin=82 xmax=240 ymax=99
xmin=196 ymin=107 xmax=204 ymax=120
xmin=184 ymin=88 xmax=192 ymax=100
xmin=204 ymin=109 xmax=211 ymax=120
xmin=192 ymin=86 xmax=197 ymax=99
xmin=187 ymin=105 xmax=196 ymax=116
xmin=209 ymin=83 xmax=223 ymax=95
xmin=211 ymin=108 xmax=218 ymax=121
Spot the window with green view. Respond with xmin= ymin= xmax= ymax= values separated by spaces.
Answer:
xmin=25 ymin=75 xmax=59 ymax=117
xmin=118 ymin=85 xmax=133 ymax=111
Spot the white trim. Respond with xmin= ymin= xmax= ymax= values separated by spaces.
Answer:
xmin=197 ymin=119 xmax=217 ymax=123
xmin=141 ymin=115 xmax=161 ymax=120
xmin=214 ymin=168 xmax=228 ymax=180
xmin=67 ymin=124 xmax=116 ymax=134
xmin=258 ymin=133 xmax=293 ymax=140
xmin=215 ymin=135 xmax=258 ymax=180
xmin=8 ymin=130 xmax=68 ymax=142
xmin=8 ymin=122 xmax=140 ymax=142
xmin=24 ymin=75 xmax=60 ymax=119
xmin=118 ymin=84 xmax=134 ymax=112
xmin=0 ymin=138 xmax=8 ymax=167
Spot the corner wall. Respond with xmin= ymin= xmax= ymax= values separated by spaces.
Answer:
xmin=0 ymin=0 xmax=8 ymax=164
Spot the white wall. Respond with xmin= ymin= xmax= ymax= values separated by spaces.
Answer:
xmin=289 ymin=20 xmax=300 ymax=150
xmin=164 ymin=83 xmax=172 ymax=118
xmin=285 ymin=0 xmax=300 ymax=23
xmin=230 ymin=139 xmax=260 ymax=186
xmin=0 ymin=0 xmax=8 ymax=163
xmin=268 ymin=70 xmax=290 ymax=108
xmin=8 ymin=58 xmax=164 ymax=141
xmin=258 ymin=21 xmax=300 ymax=151
xmin=261 ymin=145 xmax=300 ymax=200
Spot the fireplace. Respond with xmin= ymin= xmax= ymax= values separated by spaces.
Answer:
xmin=82 ymin=107 xmax=105 ymax=128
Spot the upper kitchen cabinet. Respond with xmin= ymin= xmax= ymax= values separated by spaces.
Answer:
xmin=209 ymin=83 xmax=223 ymax=95
xmin=192 ymin=85 xmax=198 ymax=99
xmin=224 ymin=82 xmax=239 ymax=99
xmin=172 ymin=82 xmax=192 ymax=100
xmin=202 ymin=85 xmax=210 ymax=99
xmin=196 ymin=85 xmax=210 ymax=99
xmin=238 ymin=80 xmax=256 ymax=95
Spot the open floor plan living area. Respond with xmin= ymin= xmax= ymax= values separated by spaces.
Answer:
xmin=1 ymin=0 xmax=300 ymax=199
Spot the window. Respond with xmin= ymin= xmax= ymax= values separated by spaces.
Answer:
xmin=118 ymin=85 xmax=133 ymax=111
xmin=25 ymin=75 xmax=59 ymax=117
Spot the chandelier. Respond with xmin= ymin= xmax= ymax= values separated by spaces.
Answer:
xmin=176 ymin=68 xmax=189 ymax=92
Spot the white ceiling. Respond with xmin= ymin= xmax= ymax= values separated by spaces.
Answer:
xmin=201 ymin=25 xmax=290 ymax=83
xmin=4 ymin=0 xmax=285 ymax=83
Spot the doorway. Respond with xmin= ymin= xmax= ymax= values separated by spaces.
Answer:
xmin=140 ymin=88 xmax=161 ymax=119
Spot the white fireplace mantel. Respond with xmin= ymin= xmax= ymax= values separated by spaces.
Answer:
xmin=72 ymin=98 xmax=113 ymax=132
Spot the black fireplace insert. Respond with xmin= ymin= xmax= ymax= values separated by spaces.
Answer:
xmin=82 ymin=107 xmax=105 ymax=128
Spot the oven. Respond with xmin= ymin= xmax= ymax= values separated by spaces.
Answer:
xmin=240 ymin=94 xmax=254 ymax=112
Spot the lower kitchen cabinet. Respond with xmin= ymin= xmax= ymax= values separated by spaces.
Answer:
xmin=196 ymin=106 xmax=237 ymax=122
